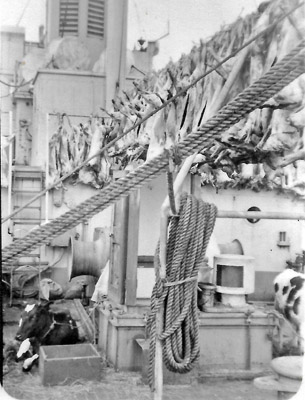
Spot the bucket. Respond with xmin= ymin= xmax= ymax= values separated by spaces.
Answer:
xmin=197 ymin=282 xmax=216 ymax=311
xmin=254 ymin=356 xmax=303 ymax=398
xmin=198 ymin=257 xmax=213 ymax=283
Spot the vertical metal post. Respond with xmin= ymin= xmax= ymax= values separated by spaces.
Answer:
xmin=245 ymin=310 xmax=252 ymax=370
xmin=45 ymin=113 xmax=49 ymax=223
xmin=7 ymin=111 xmax=13 ymax=228
xmin=8 ymin=112 xmax=14 ymax=306
xmin=10 ymin=263 xmax=14 ymax=307
xmin=38 ymin=248 xmax=42 ymax=302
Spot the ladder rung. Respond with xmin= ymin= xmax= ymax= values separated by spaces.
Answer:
xmin=13 ymin=174 xmax=43 ymax=179
xmin=13 ymin=205 xmax=41 ymax=210
xmin=12 ymin=167 xmax=44 ymax=175
xmin=12 ymin=189 xmax=42 ymax=194
xmin=12 ymin=219 xmax=42 ymax=225
xmin=17 ymin=253 xmax=41 ymax=258
xmin=2 ymin=262 xmax=49 ymax=272
xmin=12 ymin=166 xmax=43 ymax=171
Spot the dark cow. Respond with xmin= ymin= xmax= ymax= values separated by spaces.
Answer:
xmin=15 ymin=302 xmax=79 ymax=371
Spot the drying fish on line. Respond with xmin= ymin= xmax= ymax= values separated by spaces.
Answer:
xmin=46 ymin=0 xmax=305 ymax=198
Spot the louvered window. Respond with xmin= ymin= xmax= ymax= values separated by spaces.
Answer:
xmin=59 ymin=0 xmax=79 ymax=37
xmin=87 ymin=0 xmax=105 ymax=38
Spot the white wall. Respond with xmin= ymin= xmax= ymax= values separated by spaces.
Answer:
xmin=49 ymin=183 xmax=113 ymax=238
xmin=192 ymin=176 xmax=305 ymax=274
xmin=137 ymin=172 xmax=305 ymax=273
xmin=104 ymin=0 xmax=128 ymax=108
xmin=1 ymin=189 xmax=11 ymax=248
xmin=138 ymin=173 xmax=168 ymax=256
xmin=0 ymin=26 xmax=25 ymax=73
xmin=32 ymin=69 xmax=106 ymax=168
xmin=135 ymin=172 xmax=305 ymax=300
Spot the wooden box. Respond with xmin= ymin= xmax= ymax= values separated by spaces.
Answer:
xmin=39 ymin=344 xmax=102 ymax=386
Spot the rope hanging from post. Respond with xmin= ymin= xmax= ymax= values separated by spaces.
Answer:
xmin=166 ymin=171 xmax=177 ymax=216
xmin=146 ymin=193 xmax=217 ymax=390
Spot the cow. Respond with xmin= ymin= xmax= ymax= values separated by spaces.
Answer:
xmin=274 ymin=269 xmax=305 ymax=339
xmin=274 ymin=269 xmax=305 ymax=400
xmin=15 ymin=302 xmax=79 ymax=371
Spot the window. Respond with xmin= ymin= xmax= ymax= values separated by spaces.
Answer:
xmin=87 ymin=0 xmax=105 ymax=38
xmin=216 ymin=265 xmax=244 ymax=288
xmin=247 ymin=206 xmax=261 ymax=224
xmin=59 ymin=0 xmax=79 ymax=37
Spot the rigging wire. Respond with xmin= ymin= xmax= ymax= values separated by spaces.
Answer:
xmin=2 ymin=44 xmax=305 ymax=263
xmin=1 ymin=1 xmax=304 ymax=224
xmin=0 ymin=78 xmax=33 ymax=88
xmin=133 ymin=0 xmax=146 ymax=40
xmin=17 ymin=0 xmax=32 ymax=26
xmin=0 ymin=92 xmax=15 ymax=99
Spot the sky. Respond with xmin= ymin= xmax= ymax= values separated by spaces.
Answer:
xmin=0 ymin=0 xmax=264 ymax=70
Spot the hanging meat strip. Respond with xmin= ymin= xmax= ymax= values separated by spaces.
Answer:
xmin=48 ymin=117 xmax=62 ymax=186
xmin=77 ymin=120 xmax=92 ymax=164
xmin=87 ymin=121 xmax=107 ymax=169
xmin=146 ymin=108 xmax=166 ymax=161
xmin=59 ymin=114 xmax=73 ymax=176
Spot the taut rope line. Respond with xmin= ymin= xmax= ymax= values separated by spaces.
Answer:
xmin=2 ymin=41 xmax=305 ymax=266
xmin=1 ymin=1 xmax=303 ymax=224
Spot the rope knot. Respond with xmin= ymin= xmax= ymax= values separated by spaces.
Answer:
xmin=165 ymin=146 xmax=182 ymax=173
xmin=155 ymin=277 xmax=166 ymax=298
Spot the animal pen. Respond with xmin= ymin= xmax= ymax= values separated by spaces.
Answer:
xmin=2 ymin=1 xmax=305 ymax=399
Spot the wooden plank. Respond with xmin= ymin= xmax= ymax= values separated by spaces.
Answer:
xmin=73 ymin=299 xmax=95 ymax=343
xmin=125 ymin=189 xmax=140 ymax=306
xmin=155 ymin=155 xmax=197 ymax=400
xmin=108 ymin=196 xmax=129 ymax=305
xmin=138 ymin=255 xmax=154 ymax=263
xmin=138 ymin=255 xmax=154 ymax=269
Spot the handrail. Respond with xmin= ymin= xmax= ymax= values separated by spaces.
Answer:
xmin=216 ymin=211 xmax=305 ymax=220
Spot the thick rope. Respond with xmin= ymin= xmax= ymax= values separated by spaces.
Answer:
xmin=2 ymin=1 xmax=303 ymax=226
xmin=146 ymin=193 xmax=217 ymax=390
xmin=2 ymin=41 xmax=304 ymax=266
xmin=166 ymin=171 xmax=177 ymax=216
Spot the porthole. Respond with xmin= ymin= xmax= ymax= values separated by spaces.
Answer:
xmin=247 ymin=206 xmax=261 ymax=224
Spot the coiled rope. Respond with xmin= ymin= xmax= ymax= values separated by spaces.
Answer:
xmin=146 ymin=193 xmax=217 ymax=389
xmin=2 ymin=40 xmax=304 ymax=266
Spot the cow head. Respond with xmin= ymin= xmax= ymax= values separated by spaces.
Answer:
xmin=15 ymin=302 xmax=52 ymax=342
xmin=274 ymin=269 xmax=305 ymax=332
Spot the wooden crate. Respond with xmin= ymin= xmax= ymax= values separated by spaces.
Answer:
xmin=39 ymin=344 xmax=102 ymax=386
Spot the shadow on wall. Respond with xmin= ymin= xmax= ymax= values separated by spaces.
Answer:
xmin=249 ymin=271 xmax=278 ymax=302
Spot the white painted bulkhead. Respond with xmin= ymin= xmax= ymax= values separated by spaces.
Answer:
xmin=136 ymin=173 xmax=305 ymax=301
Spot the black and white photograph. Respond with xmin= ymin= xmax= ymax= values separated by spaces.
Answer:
xmin=1 ymin=1 xmax=305 ymax=399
